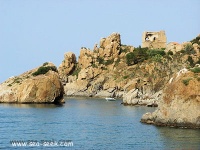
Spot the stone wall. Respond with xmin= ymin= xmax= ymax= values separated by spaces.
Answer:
xmin=142 ymin=30 xmax=167 ymax=49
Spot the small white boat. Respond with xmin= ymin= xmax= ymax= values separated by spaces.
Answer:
xmin=105 ymin=97 xmax=116 ymax=101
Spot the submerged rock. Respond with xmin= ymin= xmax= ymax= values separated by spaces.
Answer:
xmin=0 ymin=63 xmax=64 ymax=103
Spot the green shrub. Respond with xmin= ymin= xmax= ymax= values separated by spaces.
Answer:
xmin=152 ymin=54 xmax=162 ymax=62
xmin=92 ymin=63 xmax=98 ymax=68
xmin=13 ymin=78 xmax=21 ymax=84
xmin=97 ymin=57 xmax=114 ymax=66
xmin=167 ymin=51 xmax=173 ymax=55
xmin=182 ymin=78 xmax=192 ymax=86
xmin=181 ymin=44 xmax=195 ymax=55
xmin=32 ymin=66 xmax=58 ymax=76
xmin=190 ymin=36 xmax=200 ymax=45
xmin=120 ymin=48 xmax=128 ymax=54
xmin=43 ymin=62 xmax=49 ymax=66
xmin=72 ymin=67 xmax=81 ymax=76
xmin=104 ymin=59 xmax=114 ymax=66
xmin=125 ymin=46 xmax=148 ymax=65
xmin=123 ymin=75 xmax=129 ymax=79
xmin=147 ymin=49 xmax=166 ymax=57
xmin=126 ymin=52 xmax=136 ymax=65
xmin=187 ymin=56 xmax=194 ymax=67
xmin=190 ymin=67 xmax=200 ymax=73
xmin=97 ymin=57 xmax=104 ymax=64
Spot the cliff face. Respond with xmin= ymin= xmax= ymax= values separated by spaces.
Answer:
xmin=58 ymin=33 xmax=124 ymax=97
xmin=58 ymin=33 xmax=200 ymax=106
xmin=0 ymin=63 xmax=64 ymax=103
xmin=141 ymin=68 xmax=200 ymax=128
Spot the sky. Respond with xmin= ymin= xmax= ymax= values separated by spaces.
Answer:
xmin=0 ymin=0 xmax=200 ymax=83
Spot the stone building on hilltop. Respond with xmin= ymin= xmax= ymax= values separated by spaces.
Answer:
xmin=142 ymin=30 xmax=167 ymax=49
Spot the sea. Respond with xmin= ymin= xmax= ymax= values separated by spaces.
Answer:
xmin=0 ymin=98 xmax=199 ymax=150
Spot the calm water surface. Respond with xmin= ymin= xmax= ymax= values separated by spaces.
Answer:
xmin=0 ymin=98 xmax=199 ymax=149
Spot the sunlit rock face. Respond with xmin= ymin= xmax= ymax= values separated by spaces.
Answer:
xmin=0 ymin=62 xmax=64 ymax=103
xmin=141 ymin=68 xmax=200 ymax=129
xmin=58 ymin=52 xmax=76 ymax=83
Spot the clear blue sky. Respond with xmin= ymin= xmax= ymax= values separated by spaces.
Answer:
xmin=0 ymin=0 xmax=200 ymax=83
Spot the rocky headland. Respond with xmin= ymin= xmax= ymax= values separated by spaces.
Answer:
xmin=0 ymin=62 xmax=64 ymax=103
xmin=141 ymin=68 xmax=200 ymax=128
xmin=58 ymin=33 xmax=200 ymax=107
xmin=0 ymin=32 xmax=199 ymax=115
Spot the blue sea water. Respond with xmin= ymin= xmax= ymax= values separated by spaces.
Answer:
xmin=0 ymin=98 xmax=199 ymax=149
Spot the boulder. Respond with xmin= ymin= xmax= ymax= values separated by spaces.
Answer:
xmin=123 ymin=89 xmax=139 ymax=105
xmin=0 ymin=63 xmax=64 ymax=103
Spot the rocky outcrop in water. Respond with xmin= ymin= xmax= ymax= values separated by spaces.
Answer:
xmin=0 ymin=63 xmax=64 ymax=103
xmin=57 ymin=33 xmax=200 ymax=107
xmin=141 ymin=68 xmax=200 ymax=128
xmin=1 ymin=32 xmax=199 ymax=107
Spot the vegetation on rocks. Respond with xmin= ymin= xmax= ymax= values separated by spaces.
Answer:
xmin=182 ymin=78 xmax=192 ymax=86
xmin=190 ymin=67 xmax=200 ymax=73
xmin=125 ymin=47 xmax=166 ymax=65
xmin=32 ymin=65 xmax=58 ymax=76
xmin=72 ymin=66 xmax=81 ymax=77
xmin=0 ymin=62 xmax=64 ymax=103
xmin=190 ymin=35 xmax=200 ymax=45
xmin=125 ymin=46 xmax=148 ymax=65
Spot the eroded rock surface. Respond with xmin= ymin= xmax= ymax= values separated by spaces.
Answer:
xmin=141 ymin=68 xmax=200 ymax=128
xmin=0 ymin=63 xmax=64 ymax=103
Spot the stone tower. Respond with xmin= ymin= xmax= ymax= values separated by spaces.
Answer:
xmin=142 ymin=30 xmax=167 ymax=49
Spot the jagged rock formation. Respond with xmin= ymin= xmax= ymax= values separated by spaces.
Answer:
xmin=141 ymin=68 xmax=200 ymax=128
xmin=0 ymin=32 xmax=199 ymax=107
xmin=58 ymin=32 xmax=200 ymax=107
xmin=58 ymin=52 xmax=76 ymax=83
xmin=0 ymin=62 xmax=64 ymax=103
xmin=59 ymin=33 xmax=124 ymax=97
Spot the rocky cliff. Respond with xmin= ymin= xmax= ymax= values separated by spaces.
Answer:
xmin=1 ymin=33 xmax=199 ymax=106
xmin=0 ymin=62 xmax=64 ymax=103
xmin=141 ymin=68 xmax=200 ymax=128
xmin=58 ymin=33 xmax=200 ymax=106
